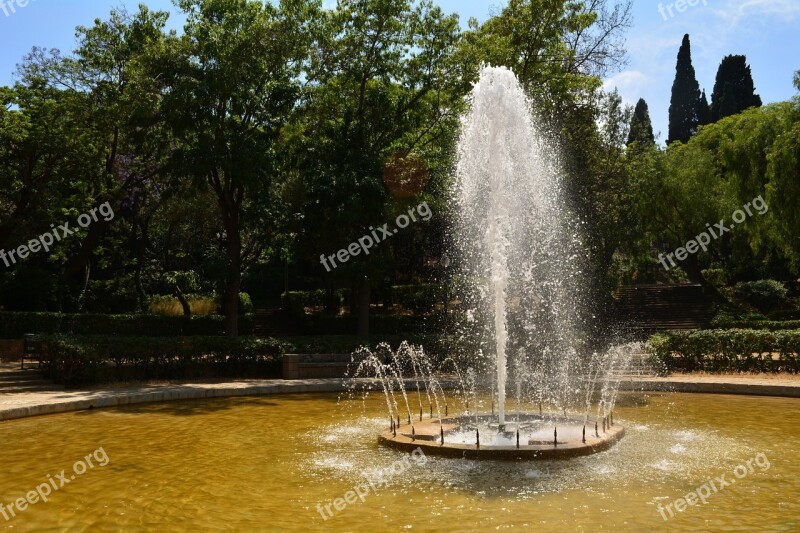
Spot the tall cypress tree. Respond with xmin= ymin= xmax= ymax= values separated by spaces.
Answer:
xmin=709 ymin=55 xmax=762 ymax=122
xmin=698 ymin=90 xmax=710 ymax=126
xmin=667 ymin=34 xmax=702 ymax=145
xmin=627 ymin=98 xmax=655 ymax=146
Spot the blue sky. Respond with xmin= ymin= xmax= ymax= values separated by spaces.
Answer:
xmin=1 ymin=0 xmax=798 ymax=141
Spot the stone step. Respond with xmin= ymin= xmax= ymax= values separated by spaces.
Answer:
xmin=0 ymin=370 xmax=46 ymax=380
xmin=0 ymin=384 xmax=61 ymax=393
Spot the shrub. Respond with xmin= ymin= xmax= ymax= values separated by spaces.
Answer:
xmin=41 ymin=335 xmax=287 ymax=387
xmin=732 ymin=280 xmax=789 ymax=310
xmin=82 ymin=277 xmax=140 ymax=314
xmin=391 ymin=284 xmax=441 ymax=313
xmin=648 ymin=329 xmax=800 ymax=373
xmin=0 ymin=312 xmax=254 ymax=338
xmin=281 ymin=290 xmax=329 ymax=316
xmin=709 ymin=317 xmax=800 ymax=331
xmin=238 ymin=292 xmax=254 ymax=314
xmin=701 ymin=268 xmax=728 ymax=288
xmin=150 ymin=295 xmax=219 ymax=316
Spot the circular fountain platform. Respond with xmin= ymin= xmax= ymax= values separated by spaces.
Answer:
xmin=379 ymin=414 xmax=624 ymax=460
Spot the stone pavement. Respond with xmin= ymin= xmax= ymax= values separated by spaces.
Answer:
xmin=620 ymin=375 xmax=800 ymax=398
xmin=1 ymin=375 xmax=799 ymax=422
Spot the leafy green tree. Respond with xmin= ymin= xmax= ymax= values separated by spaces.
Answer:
xmin=709 ymin=55 xmax=762 ymax=123
xmin=668 ymin=34 xmax=702 ymax=145
xmin=290 ymin=0 xmax=464 ymax=335
xmin=627 ymin=98 xmax=655 ymax=146
xmin=156 ymin=0 xmax=319 ymax=335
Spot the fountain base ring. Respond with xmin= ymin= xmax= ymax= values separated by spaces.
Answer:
xmin=379 ymin=414 xmax=624 ymax=460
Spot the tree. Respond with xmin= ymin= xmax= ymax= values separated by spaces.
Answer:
xmin=627 ymin=98 xmax=655 ymax=146
xmin=667 ymin=34 xmax=702 ymax=145
xmin=157 ymin=0 xmax=319 ymax=336
xmin=709 ymin=55 xmax=762 ymax=123
xmin=291 ymin=0 xmax=465 ymax=336
xmin=698 ymin=89 xmax=710 ymax=126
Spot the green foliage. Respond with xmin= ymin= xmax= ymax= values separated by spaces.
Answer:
xmin=624 ymin=102 xmax=800 ymax=283
xmin=42 ymin=335 xmax=286 ymax=387
xmin=281 ymin=290 xmax=329 ymax=316
xmin=701 ymin=268 xmax=728 ymax=288
xmin=709 ymin=55 xmax=762 ymax=123
xmin=668 ymin=34 xmax=702 ymax=144
xmin=0 ymin=311 xmax=255 ymax=338
xmin=627 ymin=98 xmax=655 ymax=146
xmin=83 ymin=277 xmax=140 ymax=314
xmin=732 ymin=280 xmax=789 ymax=310
xmin=390 ymin=284 xmax=441 ymax=313
xmin=649 ymin=329 xmax=800 ymax=373
xmin=710 ymin=318 xmax=800 ymax=331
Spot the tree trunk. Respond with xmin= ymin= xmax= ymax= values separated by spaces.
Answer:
xmin=223 ymin=214 xmax=242 ymax=337
xmin=173 ymin=284 xmax=191 ymax=317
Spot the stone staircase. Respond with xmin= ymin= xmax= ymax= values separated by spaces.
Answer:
xmin=0 ymin=362 xmax=61 ymax=393
xmin=612 ymin=284 xmax=714 ymax=338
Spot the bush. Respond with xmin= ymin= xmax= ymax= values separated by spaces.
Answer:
xmin=149 ymin=295 xmax=218 ymax=316
xmin=648 ymin=329 xmax=800 ymax=373
xmin=0 ymin=312 xmax=254 ymax=338
xmin=391 ymin=284 xmax=441 ymax=313
xmin=732 ymin=280 xmax=789 ymax=310
xmin=709 ymin=317 xmax=800 ymax=331
xmin=82 ymin=277 xmax=140 ymax=314
xmin=701 ymin=268 xmax=728 ymax=288
xmin=41 ymin=335 xmax=287 ymax=387
xmin=238 ymin=292 xmax=254 ymax=314
xmin=281 ymin=290 xmax=330 ymax=316
xmin=282 ymin=333 xmax=472 ymax=367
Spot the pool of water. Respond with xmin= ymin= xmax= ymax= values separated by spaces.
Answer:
xmin=1 ymin=392 xmax=798 ymax=531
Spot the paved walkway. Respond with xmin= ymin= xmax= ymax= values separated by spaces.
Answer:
xmin=1 ymin=375 xmax=799 ymax=422
xmin=620 ymin=375 xmax=800 ymax=398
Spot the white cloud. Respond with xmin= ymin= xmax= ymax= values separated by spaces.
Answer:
xmin=712 ymin=0 xmax=800 ymax=31
xmin=603 ymin=70 xmax=653 ymax=105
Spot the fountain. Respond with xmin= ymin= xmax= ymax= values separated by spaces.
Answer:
xmin=349 ymin=66 xmax=635 ymax=459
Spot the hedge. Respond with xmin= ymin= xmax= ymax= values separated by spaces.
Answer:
xmin=708 ymin=318 xmax=800 ymax=331
xmin=0 ymin=312 xmax=254 ymax=339
xmin=39 ymin=333 xmax=470 ymax=387
xmin=41 ymin=335 xmax=286 ymax=387
xmin=283 ymin=333 xmax=468 ymax=364
xmin=648 ymin=329 xmax=800 ymax=373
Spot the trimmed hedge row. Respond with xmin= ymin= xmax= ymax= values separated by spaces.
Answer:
xmin=283 ymin=333 xmax=468 ymax=364
xmin=0 ymin=312 xmax=254 ymax=338
xmin=40 ymin=332 xmax=471 ymax=387
xmin=709 ymin=318 xmax=800 ymax=331
xmin=648 ymin=329 xmax=800 ymax=373
xmin=41 ymin=335 xmax=286 ymax=387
